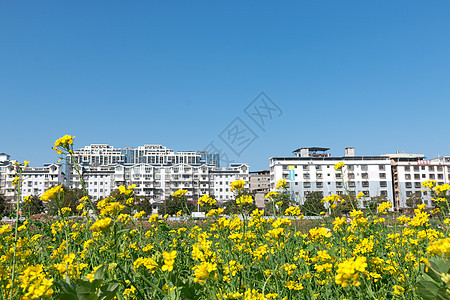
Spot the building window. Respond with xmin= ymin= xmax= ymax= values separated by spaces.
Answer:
xmin=349 ymin=181 xmax=355 ymax=187
xmin=406 ymin=182 xmax=412 ymax=188
xmin=362 ymin=181 xmax=369 ymax=187
xmin=438 ymin=174 xmax=444 ymax=179
xmin=430 ymin=174 xmax=435 ymax=179
xmin=404 ymin=166 xmax=410 ymax=171
xmin=361 ymin=165 xmax=368 ymax=171
xmin=336 ymin=182 xmax=343 ymax=188
xmin=414 ymin=166 xmax=419 ymax=172
xmin=348 ymin=165 xmax=354 ymax=171
xmin=415 ymin=182 xmax=421 ymax=188
xmin=422 ymin=174 xmax=426 ymax=178
xmin=380 ymin=181 xmax=387 ymax=187
xmin=380 ymin=173 xmax=386 ymax=179
xmin=414 ymin=174 xmax=420 ymax=180
xmin=380 ymin=190 xmax=387 ymax=196
xmin=303 ymin=165 xmax=309 ymax=171
xmin=362 ymin=173 xmax=368 ymax=179
xmin=317 ymin=182 xmax=323 ymax=188
xmin=379 ymin=165 xmax=385 ymax=170
xmin=429 ymin=166 xmax=434 ymax=171
xmin=348 ymin=173 xmax=355 ymax=179
xmin=304 ymin=182 xmax=311 ymax=188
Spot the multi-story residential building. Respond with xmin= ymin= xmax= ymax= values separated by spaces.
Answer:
xmin=249 ymin=170 xmax=270 ymax=208
xmin=197 ymin=151 xmax=220 ymax=168
xmin=211 ymin=164 xmax=249 ymax=203
xmin=71 ymin=144 xmax=220 ymax=167
xmin=270 ymin=147 xmax=394 ymax=209
xmin=72 ymin=144 xmax=124 ymax=165
xmin=388 ymin=153 xmax=450 ymax=209
xmin=20 ymin=164 xmax=65 ymax=199
xmin=0 ymin=154 xmax=65 ymax=202
xmin=0 ymin=153 xmax=12 ymax=201
xmin=70 ymin=165 xmax=115 ymax=200
xmin=67 ymin=162 xmax=249 ymax=210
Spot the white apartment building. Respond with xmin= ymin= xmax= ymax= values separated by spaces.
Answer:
xmin=70 ymin=165 xmax=115 ymax=200
xmin=0 ymin=153 xmax=13 ymax=201
xmin=68 ymin=162 xmax=249 ymax=209
xmin=72 ymin=144 xmax=123 ymax=165
xmin=211 ymin=164 xmax=249 ymax=203
xmin=389 ymin=154 xmax=450 ymax=209
xmin=270 ymin=147 xmax=394 ymax=209
xmin=72 ymin=144 xmax=219 ymax=167
xmin=0 ymin=154 xmax=65 ymax=202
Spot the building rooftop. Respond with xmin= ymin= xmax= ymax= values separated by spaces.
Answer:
xmin=292 ymin=147 xmax=330 ymax=153
xmin=271 ymin=155 xmax=390 ymax=161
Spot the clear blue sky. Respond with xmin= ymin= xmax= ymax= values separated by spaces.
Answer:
xmin=1 ymin=1 xmax=449 ymax=170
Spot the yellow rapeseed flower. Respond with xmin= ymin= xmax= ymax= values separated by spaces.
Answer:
xmin=172 ymin=189 xmax=188 ymax=198
xmin=230 ymin=180 xmax=245 ymax=192
xmin=40 ymin=185 xmax=63 ymax=202
xmin=334 ymin=162 xmax=345 ymax=170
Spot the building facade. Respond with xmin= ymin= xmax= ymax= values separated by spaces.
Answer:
xmin=270 ymin=147 xmax=394 ymax=209
xmin=249 ymin=170 xmax=270 ymax=208
xmin=0 ymin=155 xmax=64 ymax=202
xmin=389 ymin=154 xmax=450 ymax=209
xmin=67 ymin=162 xmax=249 ymax=210
xmin=71 ymin=144 xmax=220 ymax=167
xmin=211 ymin=164 xmax=249 ymax=203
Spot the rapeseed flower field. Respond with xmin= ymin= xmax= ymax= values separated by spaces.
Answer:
xmin=1 ymin=135 xmax=450 ymax=299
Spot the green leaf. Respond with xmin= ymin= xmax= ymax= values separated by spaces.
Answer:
xmin=417 ymin=280 xmax=441 ymax=300
xmin=94 ymin=265 xmax=108 ymax=280
xmin=98 ymin=283 xmax=120 ymax=300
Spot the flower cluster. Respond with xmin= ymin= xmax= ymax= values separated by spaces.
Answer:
xmin=198 ymin=195 xmax=216 ymax=207
xmin=335 ymin=256 xmax=367 ymax=287
xmin=230 ymin=180 xmax=245 ymax=192
xmin=236 ymin=195 xmax=253 ymax=205
xmin=334 ymin=162 xmax=345 ymax=170
xmin=172 ymin=189 xmax=188 ymax=198
xmin=52 ymin=134 xmax=75 ymax=153
xmin=40 ymin=185 xmax=63 ymax=202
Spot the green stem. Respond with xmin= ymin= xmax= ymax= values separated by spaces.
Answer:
xmin=9 ymin=169 xmax=23 ymax=300
xmin=68 ymin=151 xmax=99 ymax=218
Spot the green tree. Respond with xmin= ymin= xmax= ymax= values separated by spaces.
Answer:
xmin=45 ymin=186 xmax=84 ymax=216
xmin=21 ymin=195 xmax=45 ymax=216
xmin=163 ymin=196 xmax=195 ymax=216
xmin=366 ymin=195 xmax=388 ymax=212
xmin=0 ymin=194 xmax=10 ymax=217
xmin=406 ymin=193 xmax=423 ymax=209
xmin=338 ymin=194 xmax=358 ymax=215
xmin=108 ymin=189 xmax=134 ymax=215
xmin=301 ymin=191 xmax=325 ymax=216
xmin=224 ymin=198 xmax=257 ymax=215
xmin=134 ymin=196 xmax=153 ymax=215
